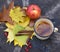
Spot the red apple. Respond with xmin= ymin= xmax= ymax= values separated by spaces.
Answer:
xmin=26 ymin=4 xmax=41 ymax=19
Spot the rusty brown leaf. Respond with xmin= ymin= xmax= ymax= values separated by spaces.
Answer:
xmin=0 ymin=1 xmax=14 ymax=25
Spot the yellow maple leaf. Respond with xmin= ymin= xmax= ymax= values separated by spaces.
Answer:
xmin=9 ymin=7 xmax=26 ymax=23
xmin=19 ymin=16 xmax=30 ymax=27
xmin=14 ymin=36 xmax=29 ymax=47
xmin=5 ymin=28 xmax=14 ymax=43
xmin=5 ymin=6 xmax=33 ymax=47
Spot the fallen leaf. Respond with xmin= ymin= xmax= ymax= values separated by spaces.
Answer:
xmin=0 ymin=1 xmax=14 ymax=24
xmin=5 ymin=24 xmax=25 ymax=43
xmin=14 ymin=35 xmax=29 ymax=47
xmin=8 ymin=1 xmax=14 ymax=11
xmin=9 ymin=7 xmax=26 ymax=23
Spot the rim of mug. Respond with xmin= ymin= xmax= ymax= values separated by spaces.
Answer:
xmin=34 ymin=16 xmax=54 ymax=40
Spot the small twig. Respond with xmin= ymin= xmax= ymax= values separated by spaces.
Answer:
xmin=15 ymin=30 xmax=34 ymax=36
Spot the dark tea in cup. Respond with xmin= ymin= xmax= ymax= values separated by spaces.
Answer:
xmin=34 ymin=18 xmax=54 ymax=40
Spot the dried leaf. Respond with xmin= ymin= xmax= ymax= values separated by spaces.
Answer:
xmin=8 ymin=1 xmax=14 ymax=11
xmin=0 ymin=1 xmax=14 ymax=25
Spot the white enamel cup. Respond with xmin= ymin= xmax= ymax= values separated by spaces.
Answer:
xmin=34 ymin=18 xmax=54 ymax=40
